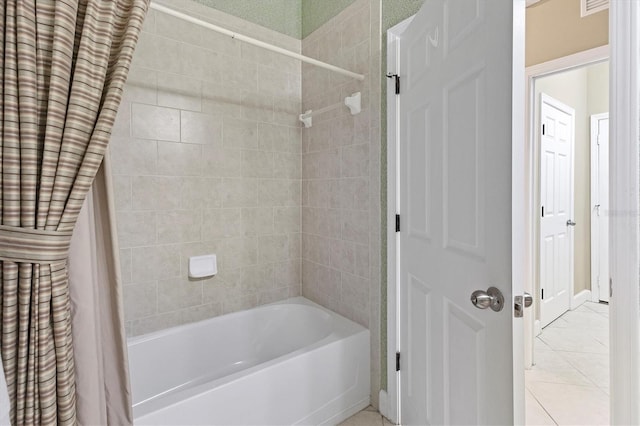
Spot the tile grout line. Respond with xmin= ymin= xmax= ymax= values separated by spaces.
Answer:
xmin=526 ymin=387 xmax=559 ymax=425
xmin=553 ymin=348 xmax=610 ymax=391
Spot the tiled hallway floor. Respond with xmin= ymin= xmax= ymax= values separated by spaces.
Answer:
xmin=526 ymin=301 xmax=610 ymax=425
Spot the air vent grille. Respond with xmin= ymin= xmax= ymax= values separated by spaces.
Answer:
xmin=581 ymin=0 xmax=609 ymax=17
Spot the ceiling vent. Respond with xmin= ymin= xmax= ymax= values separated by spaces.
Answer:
xmin=581 ymin=0 xmax=609 ymax=17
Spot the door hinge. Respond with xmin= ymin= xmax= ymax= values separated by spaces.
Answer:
xmin=395 ymin=214 xmax=401 ymax=232
xmin=542 ymin=124 xmax=546 ymax=135
xmin=541 ymin=206 xmax=544 ymax=217
xmin=396 ymin=352 xmax=401 ymax=371
xmin=387 ymin=73 xmax=400 ymax=94
xmin=541 ymin=288 xmax=544 ymax=300
xmin=610 ymin=278 xmax=613 ymax=298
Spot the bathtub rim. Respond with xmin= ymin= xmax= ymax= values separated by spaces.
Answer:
xmin=127 ymin=296 xmax=337 ymax=347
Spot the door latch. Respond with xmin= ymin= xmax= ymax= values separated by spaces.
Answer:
xmin=514 ymin=293 xmax=533 ymax=318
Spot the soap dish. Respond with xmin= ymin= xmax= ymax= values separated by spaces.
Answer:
xmin=189 ymin=254 xmax=217 ymax=278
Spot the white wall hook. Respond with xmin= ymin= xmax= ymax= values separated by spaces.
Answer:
xmin=345 ymin=92 xmax=361 ymax=115
xmin=300 ymin=94 xmax=360 ymax=128
xmin=299 ymin=110 xmax=313 ymax=128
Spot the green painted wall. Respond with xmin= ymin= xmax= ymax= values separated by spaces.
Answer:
xmin=382 ymin=0 xmax=425 ymax=32
xmin=379 ymin=0 xmax=426 ymax=392
xmin=301 ymin=0 xmax=356 ymax=38
xmin=192 ymin=0 xmax=359 ymax=39
xmin=193 ymin=0 xmax=302 ymax=38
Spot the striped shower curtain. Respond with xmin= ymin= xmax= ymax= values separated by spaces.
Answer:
xmin=0 ymin=1 xmax=148 ymax=424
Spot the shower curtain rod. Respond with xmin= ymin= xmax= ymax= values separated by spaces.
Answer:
xmin=148 ymin=2 xmax=366 ymax=81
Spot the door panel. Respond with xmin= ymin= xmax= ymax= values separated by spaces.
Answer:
xmin=397 ymin=0 xmax=522 ymax=424
xmin=406 ymin=274 xmax=432 ymax=422
xmin=443 ymin=302 xmax=485 ymax=425
xmin=539 ymin=94 xmax=575 ymax=328
xmin=400 ymin=3 xmax=442 ymax=424
xmin=443 ymin=0 xmax=484 ymax=56
xmin=407 ymin=104 xmax=431 ymax=240
xmin=443 ymin=68 xmax=485 ymax=256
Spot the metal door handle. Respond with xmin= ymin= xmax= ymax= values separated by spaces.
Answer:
xmin=514 ymin=292 xmax=533 ymax=317
xmin=470 ymin=287 xmax=504 ymax=312
xmin=566 ymin=220 xmax=576 ymax=226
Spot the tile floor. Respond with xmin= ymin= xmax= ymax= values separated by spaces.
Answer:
xmin=338 ymin=406 xmax=392 ymax=426
xmin=526 ymin=301 xmax=610 ymax=425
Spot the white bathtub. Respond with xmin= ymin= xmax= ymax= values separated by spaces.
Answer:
xmin=128 ymin=297 xmax=370 ymax=425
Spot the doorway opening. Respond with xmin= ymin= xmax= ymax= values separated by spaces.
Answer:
xmin=526 ymin=55 xmax=610 ymax=425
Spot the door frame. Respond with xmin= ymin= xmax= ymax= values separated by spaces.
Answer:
xmin=610 ymin=1 xmax=640 ymax=423
xmin=384 ymin=3 xmax=526 ymax=423
xmin=537 ymin=92 xmax=576 ymax=329
xmin=382 ymin=16 xmax=413 ymax=424
xmin=590 ymin=112 xmax=609 ymax=303
xmin=523 ymin=45 xmax=609 ymax=366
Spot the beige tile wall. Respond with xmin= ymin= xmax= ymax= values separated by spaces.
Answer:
xmin=301 ymin=0 xmax=382 ymax=408
xmin=112 ymin=1 xmax=302 ymax=336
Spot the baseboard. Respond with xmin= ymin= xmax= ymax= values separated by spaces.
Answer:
xmin=318 ymin=398 xmax=369 ymax=426
xmin=571 ymin=289 xmax=591 ymax=310
xmin=537 ymin=290 xmax=591 ymax=334
xmin=378 ymin=390 xmax=389 ymax=419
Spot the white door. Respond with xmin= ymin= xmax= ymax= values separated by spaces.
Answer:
xmin=539 ymin=94 xmax=575 ymax=328
xmin=396 ymin=1 xmax=524 ymax=424
xmin=590 ymin=113 xmax=609 ymax=302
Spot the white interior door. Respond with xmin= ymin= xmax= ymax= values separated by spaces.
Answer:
xmin=395 ymin=1 xmax=524 ymax=424
xmin=539 ymin=94 xmax=575 ymax=328
xmin=590 ymin=113 xmax=609 ymax=303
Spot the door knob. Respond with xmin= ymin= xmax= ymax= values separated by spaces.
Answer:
xmin=470 ymin=287 xmax=504 ymax=312
xmin=514 ymin=292 xmax=533 ymax=317
xmin=567 ymin=220 xmax=576 ymax=226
